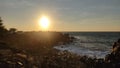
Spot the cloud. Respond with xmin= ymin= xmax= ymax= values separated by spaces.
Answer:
xmin=0 ymin=0 xmax=35 ymax=8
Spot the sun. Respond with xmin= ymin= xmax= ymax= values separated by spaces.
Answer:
xmin=39 ymin=16 xmax=50 ymax=30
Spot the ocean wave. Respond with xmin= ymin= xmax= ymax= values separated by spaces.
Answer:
xmin=55 ymin=32 xmax=120 ymax=58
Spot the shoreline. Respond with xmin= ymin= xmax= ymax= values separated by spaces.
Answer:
xmin=0 ymin=31 xmax=120 ymax=68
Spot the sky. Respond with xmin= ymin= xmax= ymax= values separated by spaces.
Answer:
xmin=0 ymin=0 xmax=120 ymax=31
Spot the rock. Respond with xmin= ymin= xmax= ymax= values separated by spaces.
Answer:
xmin=105 ymin=39 xmax=120 ymax=68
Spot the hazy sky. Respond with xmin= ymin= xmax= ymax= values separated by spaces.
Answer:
xmin=0 ymin=0 xmax=120 ymax=31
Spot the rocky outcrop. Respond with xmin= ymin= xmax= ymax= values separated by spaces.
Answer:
xmin=105 ymin=39 xmax=120 ymax=68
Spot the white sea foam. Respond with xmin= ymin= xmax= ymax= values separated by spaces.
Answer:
xmin=54 ymin=32 xmax=120 ymax=58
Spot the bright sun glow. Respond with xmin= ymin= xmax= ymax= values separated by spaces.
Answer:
xmin=39 ymin=16 xmax=50 ymax=30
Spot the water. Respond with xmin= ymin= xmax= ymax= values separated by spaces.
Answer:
xmin=54 ymin=32 xmax=120 ymax=58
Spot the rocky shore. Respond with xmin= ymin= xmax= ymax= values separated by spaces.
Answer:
xmin=0 ymin=31 xmax=120 ymax=68
xmin=0 ymin=32 xmax=75 ymax=68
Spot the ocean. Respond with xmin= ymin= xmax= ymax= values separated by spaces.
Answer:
xmin=54 ymin=32 xmax=120 ymax=58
